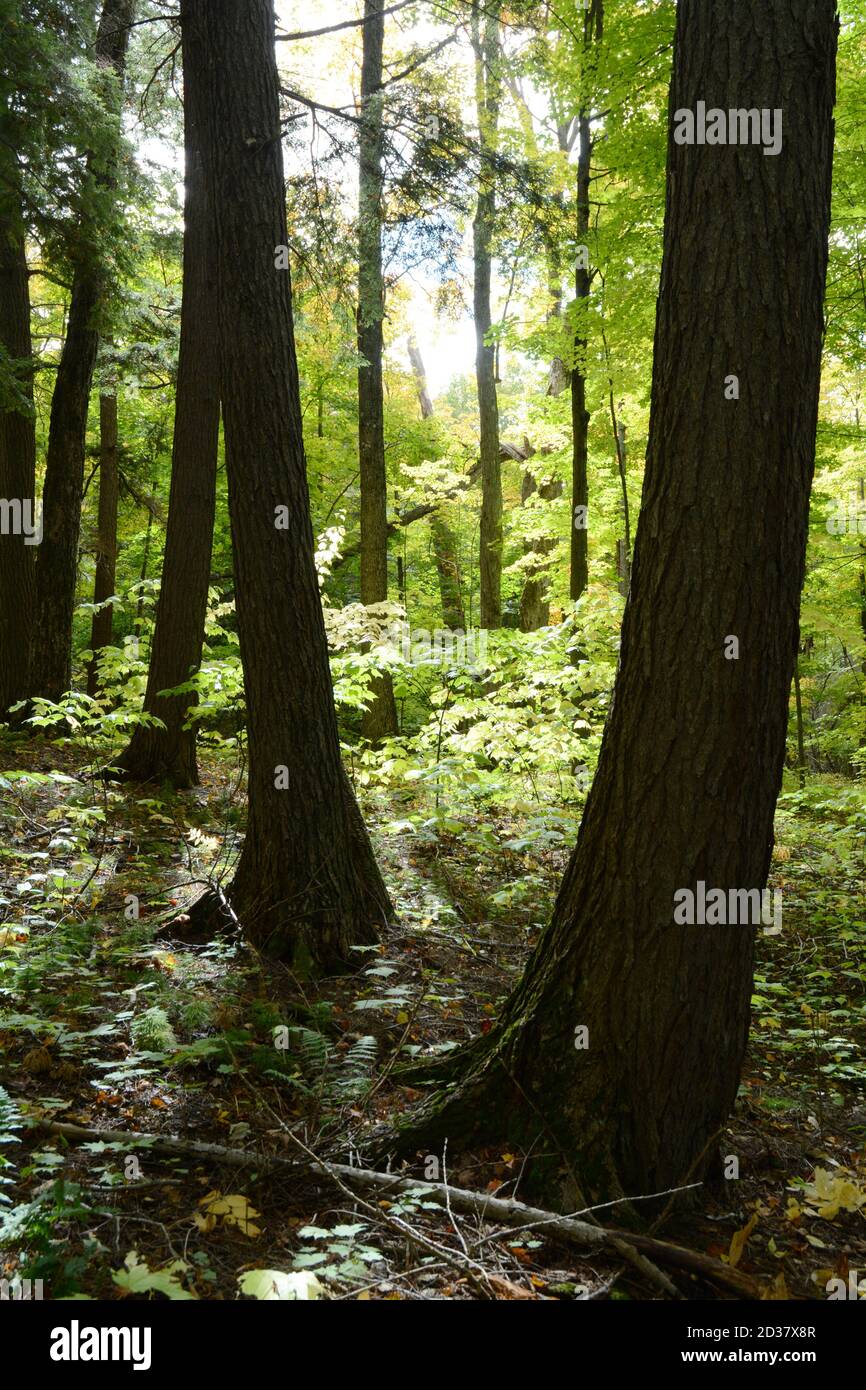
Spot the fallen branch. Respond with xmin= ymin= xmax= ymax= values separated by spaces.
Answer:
xmin=32 ymin=1119 xmax=760 ymax=1298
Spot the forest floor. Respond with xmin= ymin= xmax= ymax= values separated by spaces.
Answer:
xmin=1 ymin=732 xmax=864 ymax=1302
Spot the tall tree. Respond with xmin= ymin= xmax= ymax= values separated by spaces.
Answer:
xmin=570 ymin=0 xmax=603 ymax=604
xmin=32 ymin=0 xmax=135 ymax=703
xmin=0 ymin=177 xmax=36 ymax=718
xmin=358 ymin=0 xmax=398 ymax=740
xmin=112 ymin=0 xmax=220 ymax=787
xmin=86 ymin=393 xmax=119 ymax=695
xmin=391 ymin=0 xmax=838 ymax=1206
xmin=471 ymin=0 xmax=502 ymax=630
xmin=190 ymin=0 xmax=391 ymax=971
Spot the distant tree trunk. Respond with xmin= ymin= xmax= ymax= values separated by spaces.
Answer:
xmin=0 ymin=189 xmax=36 ymax=718
xmin=519 ymin=470 xmax=561 ymax=632
xmin=112 ymin=0 xmax=219 ymax=787
xmin=358 ymin=0 xmax=397 ymax=740
xmin=569 ymin=109 xmax=592 ymax=604
xmin=87 ymin=394 xmax=119 ymax=695
xmin=192 ymin=0 xmax=391 ymax=971
xmin=569 ymin=1 xmax=602 ymax=604
xmin=391 ymin=0 xmax=837 ymax=1209
xmin=32 ymin=0 xmax=135 ymax=703
xmin=407 ymin=336 xmax=465 ymax=631
xmin=472 ymin=1 xmax=502 ymax=630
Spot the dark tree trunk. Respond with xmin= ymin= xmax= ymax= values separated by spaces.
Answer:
xmin=389 ymin=0 xmax=837 ymax=1210
xmin=358 ymin=0 xmax=397 ymax=741
xmin=193 ymin=0 xmax=391 ymax=972
xmin=86 ymin=394 xmax=119 ymax=696
xmin=569 ymin=109 xmax=591 ymax=604
xmin=32 ymin=0 xmax=135 ymax=703
xmin=112 ymin=0 xmax=219 ymax=787
xmin=407 ymin=336 xmax=466 ymax=631
xmin=472 ymin=1 xmax=502 ymax=631
xmin=0 ymin=190 xmax=36 ymax=718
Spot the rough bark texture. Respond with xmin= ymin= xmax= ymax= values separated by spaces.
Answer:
xmin=112 ymin=0 xmax=219 ymax=787
xmin=358 ymin=0 xmax=397 ymax=740
xmin=194 ymin=0 xmax=391 ymax=971
xmin=32 ymin=0 xmax=135 ymax=703
xmin=0 ymin=192 xmax=36 ymax=717
xmin=472 ymin=2 xmax=502 ymax=630
xmin=86 ymin=394 xmax=119 ymax=696
xmin=408 ymin=337 xmax=466 ymax=631
xmin=388 ymin=0 xmax=837 ymax=1210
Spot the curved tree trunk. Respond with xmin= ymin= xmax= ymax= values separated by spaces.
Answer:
xmin=112 ymin=0 xmax=219 ymax=787
xmin=388 ymin=0 xmax=837 ymax=1210
xmin=0 ymin=188 xmax=36 ymax=718
xmin=358 ymin=0 xmax=397 ymax=741
xmin=192 ymin=0 xmax=391 ymax=973
xmin=87 ymin=393 xmax=119 ymax=696
xmin=32 ymin=0 xmax=135 ymax=703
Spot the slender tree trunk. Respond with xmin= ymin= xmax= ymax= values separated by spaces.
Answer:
xmin=472 ymin=1 xmax=502 ymax=630
xmin=358 ymin=0 xmax=397 ymax=740
xmin=407 ymin=336 xmax=465 ymax=631
xmin=87 ymin=393 xmax=119 ymax=695
xmin=569 ymin=110 xmax=591 ymax=603
xmin=569 ymin=1 xmax=602 ymax=604
xmin=192 ymin=0 xmax=391 ymax=972
xmin=112 ymin=0 xmax=219 ymax=787
xmin=0 ymin=188 xmax=36 ymax=718
xmin=390 ymin=0 xmax=837 ymax=1209
xmin=31 ymin=0 xmax=135 ymax=703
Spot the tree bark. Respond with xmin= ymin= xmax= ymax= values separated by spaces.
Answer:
xmin=358 ymin=0 xmax=397 ymax=740
xmin=472 ymin=2 xmax=502 ymax=630
xmin=569 ymin=108 xmax=591 ymax=604
xmin=519 ymin=470 xmax=561 ymax=632
xmin=407 ymin=336 xmax=466 ymax=631
xmin=86 ymin=394 xmax=119 ymax=696
xmin=112 ymin=0 xmax=219 ymax=787
xmin=0 ymin=187 xmax=36 ymax=718
xmin=192 ymin=0 xmax=391 ymax=972
xmin=31 ymin=0 xmax=135 ymax=703
xmin=389 ymin=0 xmax=837 ymax=1210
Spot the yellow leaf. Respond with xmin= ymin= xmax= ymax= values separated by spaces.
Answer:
xmin=727 ymin=1213 xmax=758 ymax=1268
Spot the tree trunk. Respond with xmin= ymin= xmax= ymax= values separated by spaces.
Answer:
xmin=569 ymin=108 xmax=591 ymax=604
xmin=519 ymin=470 xmax=561 ymax=632
xmin=472 ymin=2 xmax=502 ymax=630
xmin=112 ymin=0 xmax=219 ymax=787
xmin=407 ymin=336 xmax=465 ymax=631
xmin=192 ymin=0 xmax=391 ymax=972
xmin=389 ymin=0 xmax=837 ymax=1210
xmin=0 ymin=188 xmax=36 ymax=718
xmin=31 ymin=0 xmax=135 ymax=703
xmin=358 ymin=0 xmax=397 ymax=741
xmin=86 ymin=394 xmax=119 ymax=696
